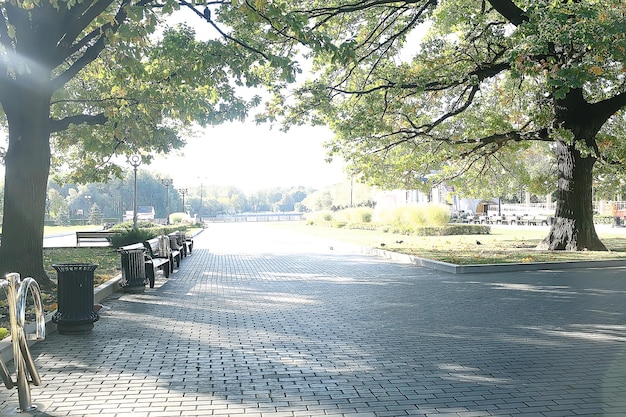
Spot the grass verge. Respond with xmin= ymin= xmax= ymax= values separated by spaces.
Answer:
xmin=277 ymin=222 xmax=626 ymax=265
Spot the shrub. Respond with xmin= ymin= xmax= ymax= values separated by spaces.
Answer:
xmin=413 ymin=224 xmax=490 ymax=236
xmin=304 ymin=210 xmax=334 ymax=225
xmin=334 ymin=207 xmax=374 ymax=224
xmin=169 ymin=212 xmax=191 ymax=224
xmin=108 ymin=222 xmax=189 ymax=247
xmin=109 ymin=228 xmax=154 ymax=247
xmin=423 ymin=204 xmax=451 ymax=226
xmin=108 ymin=220 xmax=157 ymax=232
xmin=377 ymin=204 xmax=451 ymax=231
xmin=306 ymin=205 xmax=488 ymax=236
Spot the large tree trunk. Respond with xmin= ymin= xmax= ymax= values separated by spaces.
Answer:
xmin=537 ymin=140 xmax=606 ymax=251
xmin=0 ymin=85 xmax=55 ymax=288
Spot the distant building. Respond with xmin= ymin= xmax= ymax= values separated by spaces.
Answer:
xmin=375 ymin=185 xmax=449 ymax=210
xmin=123 ymin=205 xmax=155 ymax=221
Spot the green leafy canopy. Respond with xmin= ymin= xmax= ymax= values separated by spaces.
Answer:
xmin=265 ymin=0 xmax=626 ymax=198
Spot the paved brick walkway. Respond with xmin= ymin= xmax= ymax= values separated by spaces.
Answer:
xmin=1 ymin=223 xmax=626 ymax=416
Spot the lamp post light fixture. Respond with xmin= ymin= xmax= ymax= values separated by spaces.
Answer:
xmin=161 ymin=178 xmax=173 ymax=225
xmin=127 ymin=154 xmax=142 ymax=230
xmin=179 ymin=188 xmax=188 ymax=213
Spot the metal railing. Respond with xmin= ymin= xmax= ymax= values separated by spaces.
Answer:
xmin=0 ymin=273 xmax=46 ymax=413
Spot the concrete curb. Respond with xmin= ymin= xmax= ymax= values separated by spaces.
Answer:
xmin=362 ymin=247 xmax=626 ymax=273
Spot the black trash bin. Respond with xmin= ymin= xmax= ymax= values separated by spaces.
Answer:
xmin=118 ymin=244 xmax=147 ymax=293
xmin=52 ymin=263 xmax=99 ymax=335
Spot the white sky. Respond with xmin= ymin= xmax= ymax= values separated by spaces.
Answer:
xmin=149 ymin=122 xmax=347 ymax=192
xmin=147 ymin=9 xmax=347 ymax=192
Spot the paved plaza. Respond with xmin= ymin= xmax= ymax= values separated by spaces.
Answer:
xmin=1 ymin=222 xmax=626 ymax=416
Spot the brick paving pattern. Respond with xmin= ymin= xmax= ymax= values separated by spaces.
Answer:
xmin=1 ymin=222 xmax=625 ymax=416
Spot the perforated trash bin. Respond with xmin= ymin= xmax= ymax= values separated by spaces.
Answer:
xmin=119 ymin=244 xmax=147 ymax=293
xmin=52 ymin=263 xmax=99 ymax=335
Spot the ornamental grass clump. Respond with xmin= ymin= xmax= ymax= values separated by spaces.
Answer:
xmin=378 ymin=204 xmax=451 ymax=234
xmin=334 ymin=207 xmax=374 ymax=224
xmin=305 ymin=210 xmax=334 ymax=225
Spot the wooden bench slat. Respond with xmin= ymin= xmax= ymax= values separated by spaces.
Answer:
xmin=76 ymin=231 xmax=120 ymax=246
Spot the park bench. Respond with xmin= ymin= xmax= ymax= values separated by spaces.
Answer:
xmin=519 ymin=215 xmax=536 ymax=226
xmin=169 ymin=231 xmax=193 ymax=257
xmin=504 ymin=214 xmax=520 ymax=225
xmin=76 ymin=230 xmax=120 ymax=246
xmin=168 ymin=232 xmax=187 ymax=258
xmin=143 ymin=236 xmax=180 ymax=287
xmin=488 ymin=214 xmax=506 ymax=224
xmin=519 ymin=215 xmax=550 ymax=226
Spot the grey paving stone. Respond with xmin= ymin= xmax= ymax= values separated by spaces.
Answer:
xmin=0 ymin=223 xmax=624 ymax=417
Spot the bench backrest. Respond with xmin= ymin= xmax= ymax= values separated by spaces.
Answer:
xmin=168 ymin=231 xmax=186 ymax=249
xmin=76 ymin=231 xmax=118 ymax=237
xmin=144 ymin=236 xmax=171 ymax=258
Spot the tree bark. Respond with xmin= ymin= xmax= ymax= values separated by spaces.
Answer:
xmin=0 ymin=84 xmax=55 ymax=288
xmin=537 ymin=140 xmax=606 ymax=251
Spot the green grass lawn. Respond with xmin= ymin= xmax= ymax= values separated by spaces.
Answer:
xmin=43 ymin=224 xmax=100 ymax=234
xmin=277 ymin=223 xmax=626 ymax=265
xmin=43 ymin=247 xmax=121 ymax=286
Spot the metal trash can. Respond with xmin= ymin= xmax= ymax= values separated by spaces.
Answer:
xmin=52 ymin=263 xmax=99 ymax=335
xmin=119 ymin=244 xmax=147 ymax=293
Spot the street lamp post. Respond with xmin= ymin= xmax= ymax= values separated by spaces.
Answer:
xmin=197 ymin=176 xmax=206 ymax=225
xmin=161 ymin=178 xmax=173 ymax=225
xmin=199 ymin=182 xmax=204 ymax=223
xmin=128 ymin=155 xmax=142 ymax=230
xmin=84 ymin=195 xmax=91 ymax=225
xmin=179 ymin=188 xmax=187 ymax=213
xmin=350 ymin=174 xmax=354 ymax=208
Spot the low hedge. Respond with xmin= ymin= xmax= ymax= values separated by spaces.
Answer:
xmin=322 ymin=221 xmax=490 ymax=236
xmin=108 ymin=221 xmax=190 ymax=247
xmin=381 ymin=224 xmax=490 ymax=236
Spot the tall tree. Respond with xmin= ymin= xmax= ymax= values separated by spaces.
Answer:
xmin=0 ymin=0 xmax=298 ymax=286
xmin=265 ymin=0 xmax=626 ymax=251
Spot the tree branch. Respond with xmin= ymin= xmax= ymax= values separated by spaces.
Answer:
xmin=592 ymin=91 xmax=626 ymax=127
xmin=179 ymin=0 xmax=271 ymax=61
xmin=50 ymin=0 xmax=134 ymax=91
xmin=329 ymin=60 xmax=509 ymax=97
xmin=50 ymin=113 xmax=107 ymax=133
xmin=486 ymin=0 xmax=528 ymax=26
xmin=57 ymin=0 xmax=114 ymax=59
xmin=459 ymin=128 xmax=549 ymax=157
xmin=306 ymin=0 xmax=434 ymax=18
